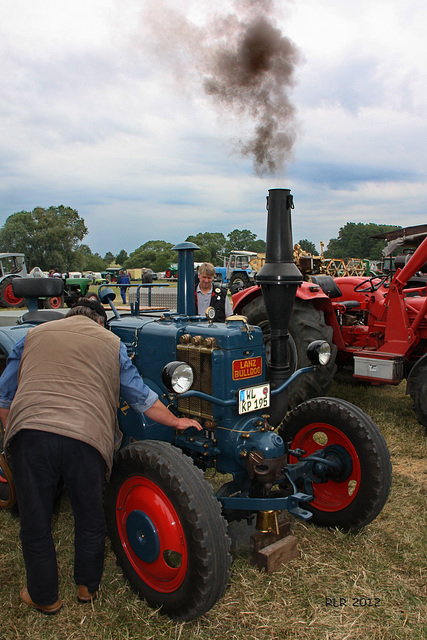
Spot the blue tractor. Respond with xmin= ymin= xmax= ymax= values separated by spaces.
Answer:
xmin=0 ymin=189 xmax=392 ymax=621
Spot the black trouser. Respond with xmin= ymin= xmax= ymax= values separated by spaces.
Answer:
xmin=10 ymin=429 xmax=107 ymax=606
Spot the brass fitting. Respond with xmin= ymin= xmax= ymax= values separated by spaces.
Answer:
xmin=256 ymin=510 xmax=280 ymax=535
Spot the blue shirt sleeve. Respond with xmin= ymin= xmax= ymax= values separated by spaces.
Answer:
xmin=119 ymin=342 xmax=158 ymax=413
xmin=0 ymin=336 xmax=26 ymax=409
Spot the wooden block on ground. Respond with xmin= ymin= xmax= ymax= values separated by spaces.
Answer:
xmin=250 ymin=535 xmax=299 ymax=573
xmin=250 ymin=521 xmax=291 ymax=553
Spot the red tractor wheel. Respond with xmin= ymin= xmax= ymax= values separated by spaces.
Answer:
xmin=280 ymin=397 xmax=391 ymax=531
xmin=44 ymin=295 xmax=64 ymax=309
xmin=165 ymin=269 xmax=172 ymax=278
xmin=0 ymin=277 xmax=25 ymax=308
xmin=105 ymin=441 xmax=231 ymax=621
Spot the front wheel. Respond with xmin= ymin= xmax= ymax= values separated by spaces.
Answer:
xmin=44 ymin=295 xmax=64 ymax=309
xmin=280 ymin=397 xmax=392 ymax=531
xmin=229 ymin=273 xmax=250 ymax=294
xmin=84 ymin=293 xmax=98 ymax=303
xmin=0 ymin=277 xmax=25 ymax=308
xmin=105 ymin=441 xmax=231 ymax=621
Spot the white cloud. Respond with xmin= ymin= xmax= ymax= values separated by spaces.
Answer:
xmin=0 ymin=0 xmax=426 ymax=259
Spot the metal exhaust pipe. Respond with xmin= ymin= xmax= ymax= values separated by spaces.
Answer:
xmin=256 ymin=188 xmax=302 ymax=427
xmin=173 ymin=241 xmax=199 ymax=316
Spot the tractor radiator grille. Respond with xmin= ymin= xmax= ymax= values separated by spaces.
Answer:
xmin=177 ymin=340 xmax=214 ymax=419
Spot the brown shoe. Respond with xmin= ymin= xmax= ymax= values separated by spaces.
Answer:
xmin=20 ymin=587 xmax=62 ymax=615
xmin=77 ymin=585 xmax=97 ymax=603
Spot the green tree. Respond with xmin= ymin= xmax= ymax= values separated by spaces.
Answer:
xmin=74 ymin=245 xmax=107 ymax=271
xmin=103 ymin=251 xmax=116 ymax=266
xmin=225 ymin=229 xmax=265 ymax=253
xmin=116 ymin=249 xmax=128 ymax=265
xmin=84 ymin=253 xmax=107 ymax=271
xmin=250 ymin=239 xmax=267 ymax=253
xmin=298 ymin=239 xmax=319 ymax=256
xmin=0 ymin=205 xmax=87 ymax=271
xmin=325 ymin=223 xmax=401 ymax=261
xmin=125 ymin=240 xmax=176 ymax=272
xmin=185 ymin=232 xmax=227 ymax=265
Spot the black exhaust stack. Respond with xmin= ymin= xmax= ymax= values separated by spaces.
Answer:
xmin=256 ymin=188 xmax=303 ymax=427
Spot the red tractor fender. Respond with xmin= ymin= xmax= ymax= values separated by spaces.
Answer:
xmin=233 ymin=280 xmax=332 ymax=312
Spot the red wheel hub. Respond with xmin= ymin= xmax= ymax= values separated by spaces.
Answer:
xmin=116 ymin=476 xmax=188 ymax=593
xmin=289 ymin=423 xmax=361 ymax=512
xmin=3 ymin=283 xmax=23 ymax=306
xmin=48 ymin=296 xmax=62 ymax=309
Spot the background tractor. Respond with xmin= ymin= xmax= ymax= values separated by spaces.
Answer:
xmin=0 ymin=253 xmax=94 ymax=310
xmin=216 ymin=246 xmax=367 ymax=295
xmin=233 ymin=222 xmax=427 ymax=432
xmin=165 ymin=263 xmax=178 ymax=278
xmin=0 ymin=253 xmax=28 ymax=308
xmin=0 ymin=189 xmax=391 ymax=621
xmin=371 ymin=223 xmax=427 ymax=290
xmin=215 ymin=250 xmax=264 ymax=293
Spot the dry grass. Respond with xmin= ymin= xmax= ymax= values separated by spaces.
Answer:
xmin=0 ymin=382 xmax=426 ymax=640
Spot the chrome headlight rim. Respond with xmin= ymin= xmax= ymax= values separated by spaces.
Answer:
xmin=306 ymin=340 xmax=331 ymax=366
xmin=161 ymin=361 xmax=194 ymax=393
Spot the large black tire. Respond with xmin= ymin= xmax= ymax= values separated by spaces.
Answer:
xmin=279 ymin=397 xmax=392 ymax=531
xmin=408 ymin=362 xmax=427 ymax=434
xmin=241 ymin=295 xmax=337 ymax=408
xmin=0 ymin=276 xmax=25 ymax=308
xmin=229 ymin=272 xmax=250 ymax=294
xmin=105 ymin=441 xmax=231 ymax=621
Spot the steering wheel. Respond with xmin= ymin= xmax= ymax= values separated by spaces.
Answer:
xmin=354 ymin=275 xmax=388 ymax=293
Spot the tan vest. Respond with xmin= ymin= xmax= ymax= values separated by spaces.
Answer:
xmin=5 ymin=315 xmax=122 ymax=474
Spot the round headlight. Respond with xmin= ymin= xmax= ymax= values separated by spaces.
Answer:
xmin=161 ymin=361 xmax=194 ymax=393
xmin=306 ymin=340 xmax=331 ymax=366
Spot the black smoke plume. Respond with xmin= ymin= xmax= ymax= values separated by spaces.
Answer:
xmin=140 ymin=1 xmax=301 ymax=176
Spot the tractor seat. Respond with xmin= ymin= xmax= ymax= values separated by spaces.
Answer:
xmin=12 ymin=277 xmax=63 ymax=298
xmin=20 ymin=310 xmax=65 ymax=324
xmin=310 ymin=275 xmax=361 ymax=311
xmin=310 ymin=275 xmax=344 ymax=298
xmin=12 ymin=278 xmax=66 ymax=323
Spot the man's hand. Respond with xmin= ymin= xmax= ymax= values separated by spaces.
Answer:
xmin=144 ymin=399 xmax=202 ymax=431
xmin=173 ymin=417 xmax=202 ymax=431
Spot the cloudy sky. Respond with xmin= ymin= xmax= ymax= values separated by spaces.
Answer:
xmin=1 ymin=0 xmax=426 ymax=257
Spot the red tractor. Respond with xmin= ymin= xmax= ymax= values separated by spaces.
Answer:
xmin=233 ymin=224 xmax=427 ymax=433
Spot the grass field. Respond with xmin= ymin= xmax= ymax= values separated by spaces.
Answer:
xmin=0 ymin=381 xmax=426 ymax=640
